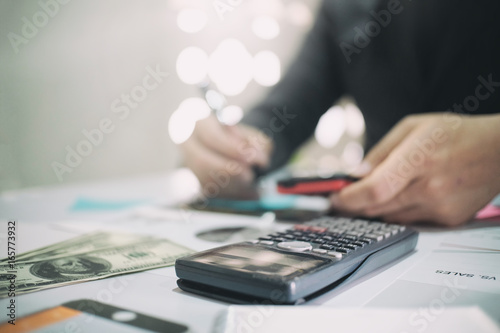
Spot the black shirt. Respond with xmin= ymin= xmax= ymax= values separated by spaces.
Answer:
xmin=242 ymin=0 xmax=500 ymax=172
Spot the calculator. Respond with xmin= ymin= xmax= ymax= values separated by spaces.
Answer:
xmin=175 ymin=217 xmax=418 ymax=305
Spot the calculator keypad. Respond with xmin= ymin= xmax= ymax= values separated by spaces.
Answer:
xmin=255 ymin=217 xmax=406 ymax=260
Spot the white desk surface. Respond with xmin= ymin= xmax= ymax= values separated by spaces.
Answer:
xmin=1 ymin=169 xmax=499 ymax=332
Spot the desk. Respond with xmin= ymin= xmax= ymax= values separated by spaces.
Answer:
xmin=1 ymin=170 xmax=499 ymax=332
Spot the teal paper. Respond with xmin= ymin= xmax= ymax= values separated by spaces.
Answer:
xmin=70 ymin=197 xmax=148 ymax=211
xmin=205 ymin=195 xmax=298 ymax=212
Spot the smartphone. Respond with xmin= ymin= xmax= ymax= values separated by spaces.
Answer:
xmin=277 ymin=174 xmax=359 ymax=196
xmin=184 ymin=197 xmax=326 ymax=222
xmin=1 ymin=299 xmax=188 ymax=333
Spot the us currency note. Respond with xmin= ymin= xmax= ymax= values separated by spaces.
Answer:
xmin=1 ymin=231 xmax=156 ymax=263
xmin=0 ymin=235 xmax=193 ymax=297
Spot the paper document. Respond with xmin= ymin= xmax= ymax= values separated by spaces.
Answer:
xmin=366 ymin=227 xmax=500 ymax=324
xmin=213 ymin=306 xmax=500 ymax=333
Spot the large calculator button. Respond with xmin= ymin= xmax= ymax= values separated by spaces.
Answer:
xmin=327 ymin=251 xmax=343 ymax=259
xmin=364 ymin=234 xmax=384 ymax=241
xmin=277 ymin=241 xmax=312 ymax=252
xmin=375 ymin=231 xmax=391 ymax=239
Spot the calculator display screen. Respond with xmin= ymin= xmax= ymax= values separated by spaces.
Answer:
xmin=191 ymin=245 xmax=329 ymax=277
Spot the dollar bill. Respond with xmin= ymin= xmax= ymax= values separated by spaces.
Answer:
xmin=0 ymin=235 xmax=193 ymax=297
xmin=1 ymin=231 xmax=156 ymax=263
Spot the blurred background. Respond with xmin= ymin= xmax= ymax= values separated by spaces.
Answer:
xmin=0 ymin=0 xmax=366 ymax=193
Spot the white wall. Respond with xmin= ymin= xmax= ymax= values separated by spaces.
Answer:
xmin=0 ymin=0 xmax=320 ymax=192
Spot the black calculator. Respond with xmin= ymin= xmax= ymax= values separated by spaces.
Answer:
xmin=175 ymin=217 xmax=418 ymax=305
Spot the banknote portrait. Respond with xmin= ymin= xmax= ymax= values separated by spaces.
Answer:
xmin=30 ymin=256 xmax=112 ymax=282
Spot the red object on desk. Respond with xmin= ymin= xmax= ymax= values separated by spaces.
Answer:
xmin=277 ymin=175 xmax=359 ymax=196
xmin=476 ymin=204 xmax=500 ymax=220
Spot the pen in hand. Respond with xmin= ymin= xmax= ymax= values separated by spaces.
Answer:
xmin=198 ymin=79 xmax=265 ymax=179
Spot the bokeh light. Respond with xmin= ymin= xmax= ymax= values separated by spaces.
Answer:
xmin=344 ymin=102 xmax=365 ymax=138
xmin=176 ymin=9 xmax=208 ymax=33
xmin=218 ymin=105 xmax=244 ymax=126
xmin=314 ymin=106 xmax=346 ymax=148
xmin=168 ymin=98 xmax=211 ymax=144
xmin=208 ymin=39 xmax=253 ymax=96
xmin=251 ymin=0 xmax=285 ymax=18
xmin=176 ymin=47 xmax=208 ymax=85
xmin=252 ymin=16 xmax=280 ymax=40
xmin=342 ymin=141 xmax=364 ymax=168
xmin=287 ymin=1 xmax=313 ymax=27
xmin=253 ymin=50 xmax=281 ymax=86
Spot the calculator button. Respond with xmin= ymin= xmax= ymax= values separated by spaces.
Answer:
xmin=358 ymin=238 xmax=373 ymax=244
xmin=277 ymin=241 xmax=313 ymax=252
xmin=319 ymin=244 xmax=335 ymax=250
xmin=352 ymin=241 xmax=366 ymax=248
xmin=345 ymin=232 xmax=364 ymax=238
xmin=312 ymin=239 xmax=327 ymax=244
xmin=335 ymin=247 xmax=351 ymax=254
xmin=336 ymin=238 xmax=350 ymax=244
xmin=259 ymin=240 xmax=275 ymax=245
xmin=258 ymin=237 xmax=273 ymax=241
xmin=327 ymin=251 xmax=343 ymax=259
xmin=312 ymin=249 xmax=328 ymax=254
xmin=388 ymin=229 xmax=399 ymax=236
xmin=363 ymin=234 xmax=384 ymax=242
xmin=272 ymin=237 xmax=286 ymax=242
xmin=343 ymin=244 xmax=358 ymax=250
xmin=375 ymin=231 xmax=391 ymax=239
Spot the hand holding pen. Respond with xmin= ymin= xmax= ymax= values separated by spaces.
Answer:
xmin=179 ymin=80 xmax=272 ymax=199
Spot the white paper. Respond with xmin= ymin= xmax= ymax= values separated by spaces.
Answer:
xmin=213 ymin=306 xmax=500 ymax=333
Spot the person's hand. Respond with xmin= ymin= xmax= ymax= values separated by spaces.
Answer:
xmin=330 ymin=113 xmax=500 ymax=226
xmin=181 ymin=115 xmax=272 ymax=199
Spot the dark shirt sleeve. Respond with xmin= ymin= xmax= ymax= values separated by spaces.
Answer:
xmin=241 ymin=1 xmax=345 ymax=173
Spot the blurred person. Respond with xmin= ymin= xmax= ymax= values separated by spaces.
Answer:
xmin=181 ymin=0 xmax=500 ymax=226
